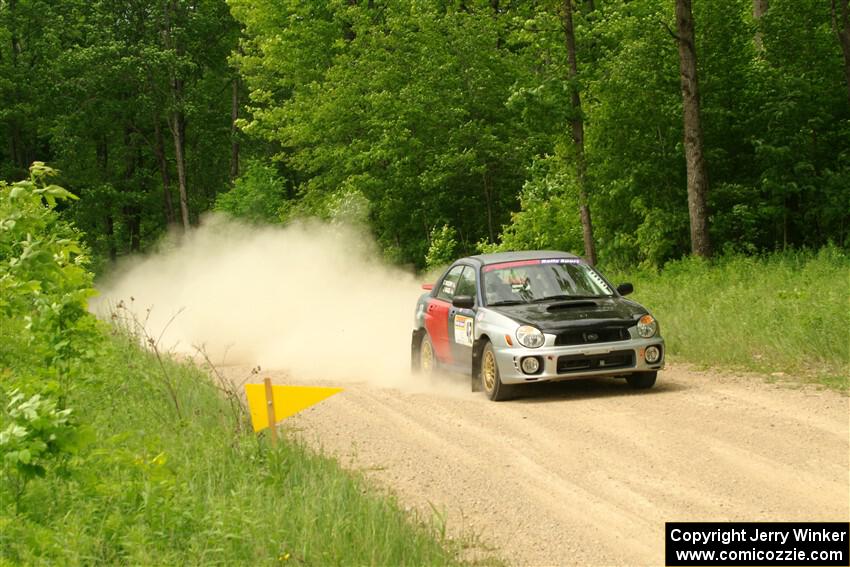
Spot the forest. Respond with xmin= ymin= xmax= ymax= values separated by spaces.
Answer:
xmin=1 ymin=0 xmax=849 ymax=268
xmin=2 ymin=2 xmax=848 ymax=562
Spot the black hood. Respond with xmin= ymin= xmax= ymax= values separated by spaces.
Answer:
xmin=487 ymin=297 xmax=646 ymax=332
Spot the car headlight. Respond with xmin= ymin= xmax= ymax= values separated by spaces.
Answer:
xmin=637 ymin=314 xmax=658 ymax=338
xmin=516 ymin=325 xmax=545 ymax=348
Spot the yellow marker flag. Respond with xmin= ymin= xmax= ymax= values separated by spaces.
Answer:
xmin=245 ymin=383 xmax=343 ymax=432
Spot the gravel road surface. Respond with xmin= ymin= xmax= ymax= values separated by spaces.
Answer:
xmin=235 ymin=364 xmax=849 ymax=566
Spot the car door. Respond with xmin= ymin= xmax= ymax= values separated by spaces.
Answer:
xmin=425 ymin=265 xmax=464 ymax=364
xmin=448 ymin=265 xmax=477 ymax=370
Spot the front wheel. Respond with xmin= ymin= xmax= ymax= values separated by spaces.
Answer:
xmin=626 ymin=371 xmax=657 ymax=389
xmin=481 ymin=342 xmax=516 ymax=401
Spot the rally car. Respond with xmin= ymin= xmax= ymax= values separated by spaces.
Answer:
xmin=411 ymin=251 xmax=665 ymax=400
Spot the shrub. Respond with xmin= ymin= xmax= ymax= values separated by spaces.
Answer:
xmin=608 ymin=248 xmax=850 ymax=389
xmin=214 ymin=160 xmax=289 ymax=223
xmin=425 ymin=224 xmax=459 ymax=270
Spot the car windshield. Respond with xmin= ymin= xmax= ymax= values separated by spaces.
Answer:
xmin=483 ymin=259 xmax=614 ymax=305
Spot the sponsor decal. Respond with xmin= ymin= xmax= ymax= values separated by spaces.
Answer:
xmin=484 ymin=258 xmax=582 ymax=272
xmin=454 ymin=315 xmax=474 ymax=346
xmin=540 ymin=258 xmax=582 ymax=264
xmin=483 ymin=259 xmax=540 ymax=272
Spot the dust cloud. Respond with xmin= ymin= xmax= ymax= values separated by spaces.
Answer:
xmin=93 ymin=215 xmax=460 ymax=392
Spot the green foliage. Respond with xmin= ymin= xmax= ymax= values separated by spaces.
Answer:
xmin=608 ymin=248 xmax=850 ymax=389
xmin=0 ymin=167 xmax=96 ymax=510
xmin=232 ymin=1 xmax=542 ymax=266
xmin=0 ymin=163 xmax=86 ymax=306
xmin=277 ymin=185 xmax=373 ymax=229
xmin=0 ymin=391 xmax=79 ymax=496
xmin=0 ymin=164 xmax=100 ymax=391
xmin=480 ymin=156 xmax=584 ymax=256
xmin=325 ymin=186 xmax=371 ymax=227
xmin=215 ymin=160 xmax=289 ymax=223
xmin=494 ymin=0 xmax=849 ymax=266
xmin=425 ymin=224 xmax=459 ymax=270
xmin=4 ymin=0 xmax=849 ymax=268
xmin=0 ymin=0 xmax=242 ymax=264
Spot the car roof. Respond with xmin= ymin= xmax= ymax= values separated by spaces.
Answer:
xmin=464 ymin=250 xmax=582 ymax=266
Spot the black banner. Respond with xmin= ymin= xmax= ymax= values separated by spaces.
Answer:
xmin=666 ymin=522 xmax=849 ymax=566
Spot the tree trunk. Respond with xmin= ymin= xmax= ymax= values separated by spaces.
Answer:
xmin=105 ymin=215 xmax=117 ymax=262
xmin=9 ymin=0 xmax=20 ymax=63
xmin=675 ymin=0 xmax=712 ymax=258
xmin=169 ymin=107 xmax=190 ymax=230
xmin=8 ymin=0 xmax=25 ymax=172
xmin=153 ymin=115 xmax=176 ymax=224
xmin=96 ymin=138 xmax=117 ymax=262
xmin=163 ymin=0 xmax=191 ymax=231
xmin=230 ymin=77 xmax=240 ymax=182
xmin=123 ymin=126 xmax=142 ymax=253
xmin=482 ymin=166 xmax=495 ymax=243
xmin=96 ymin=137 xmax=108 ymax=172
xmin=753 ymin=0 xmax=768 ymax=51
xmin=832 ymin=0 xmax=850 ymax=107
xmin=561 ymin=0 xmax=597 ymax=265
xmin=127 ymin=210 xmax=141 ymax=252
xmin=10 ymin=124 xmax=22 ymax=171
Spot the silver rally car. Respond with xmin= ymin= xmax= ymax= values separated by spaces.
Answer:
xmin=411 ymin=251 xmax=665 ymax=400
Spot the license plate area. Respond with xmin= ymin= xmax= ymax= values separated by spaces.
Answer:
xmin=556 ymin=350 xmax=635 ymax=373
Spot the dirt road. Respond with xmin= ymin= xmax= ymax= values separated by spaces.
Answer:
xmin=249 ymin=364 xmax=849 ymax=566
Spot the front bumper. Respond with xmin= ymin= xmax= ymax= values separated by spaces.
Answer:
xmin=493 ymin=337 xmax=665 ymax=385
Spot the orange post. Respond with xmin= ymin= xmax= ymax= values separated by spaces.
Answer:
xmin=264 ymin=377 xmax=277 ymax=447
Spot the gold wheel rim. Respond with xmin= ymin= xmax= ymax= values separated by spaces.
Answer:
xmin=482 ymin=350 xmax=497 ymax=392
xmin=421 ymin=339 xmax=434 ymax=373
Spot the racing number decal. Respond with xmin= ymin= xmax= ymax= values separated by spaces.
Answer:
xmin=454 ymin=315 xmax=474 ymax=347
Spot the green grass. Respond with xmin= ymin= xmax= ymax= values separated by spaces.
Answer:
xmin=0 ymin=329 xmax=483 ymax=566
xmin=607 ymin=247 xmax=849 ymax=391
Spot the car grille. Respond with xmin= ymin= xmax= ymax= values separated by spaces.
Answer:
xmin=556 ymin=350 xmax=635 ymax=374
xmin=554 ymin=326 xmax=630 ymax=346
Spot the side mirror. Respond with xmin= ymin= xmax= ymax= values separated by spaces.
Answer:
xmin=452 ymin=295 xmax=475 ymax=309
xmin=421 ymin=283 xmax=434 ymax=291
xmin=617 ymin=283 xmax=634 ymax=296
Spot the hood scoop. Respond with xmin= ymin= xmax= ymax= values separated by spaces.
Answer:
xmin=547 ymin=300 xmax=598 ymax=311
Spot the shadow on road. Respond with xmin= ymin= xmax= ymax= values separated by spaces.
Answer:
xmin=511 ymin=375 xmax=688 ymax=403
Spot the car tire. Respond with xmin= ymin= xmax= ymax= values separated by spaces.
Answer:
xmin=626 ymin=371 xmax=657 ymax=389
xmin=481 ymin=341 xmax=516 ymax=401
xmin=417 ymin=334 xmax=437 ymax=375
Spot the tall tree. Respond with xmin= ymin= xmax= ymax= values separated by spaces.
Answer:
xmin=163 ymin=0 xmax=190 ymax=230
xmin=560 ymin=0 xmax=597 ymax=265
xmin=673 ymin=0 xmax=712 ymax=257
xmin=753 ymin=0 xmax=768 ymax=51
xmin=230 ymin=76 xmax=240 ymax=181
xmin=832 ymin=0 xmax=850 ymax=106
xmin=153 ymin=113 xmax=176 ymax=225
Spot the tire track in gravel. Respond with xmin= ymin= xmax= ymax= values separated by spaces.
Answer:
xmin=230 ymin=364 xmax=849 ymax=566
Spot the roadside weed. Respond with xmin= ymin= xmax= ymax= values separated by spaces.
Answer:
xmin=608 ymin=248 xmax=849 ymax=391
